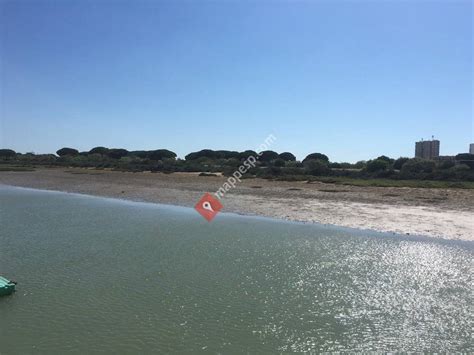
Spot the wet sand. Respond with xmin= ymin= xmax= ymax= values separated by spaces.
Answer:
xmin=1 ymin=168 xmax=473 ymax=240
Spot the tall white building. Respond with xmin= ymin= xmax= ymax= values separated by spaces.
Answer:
xmin=470 ymin=143 xmax=474 ymax=155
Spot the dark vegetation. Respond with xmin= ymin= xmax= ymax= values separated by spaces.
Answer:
xmin=1 ymin=147 xmax=474 ymax=187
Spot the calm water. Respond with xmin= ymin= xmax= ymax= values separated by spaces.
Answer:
xmin=0 ymin=186 xmax=472 ymax=353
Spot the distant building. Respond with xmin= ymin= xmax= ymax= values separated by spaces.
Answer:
xmin=438 ymin=155 xmax=455 ymax=162
xmin=470 ymin=143 xmax=474 ymax=155
xmin=415 ymin=139 xmax=440 ymax=159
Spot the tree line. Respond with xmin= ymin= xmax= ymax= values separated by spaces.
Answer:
xmin=1 ymin=147 xmax=473 ymax=182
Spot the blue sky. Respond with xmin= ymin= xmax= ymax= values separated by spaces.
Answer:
xmin=1 ymin=0 xmax=472 ymax=162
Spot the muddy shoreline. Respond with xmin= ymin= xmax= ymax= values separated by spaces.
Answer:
xmin=1 ymin=167 xmax=473 ymax=240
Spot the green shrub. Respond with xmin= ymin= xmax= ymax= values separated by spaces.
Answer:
xmin=273 ymin=158 xmax=286 ymax=167
xmin=376 ymin=155 xmax=394 ymax=163
xmin=303 ymin=153 xmax=329 ymax=163
xmin=399 ymin=159 xmax=436 ymax=179
xmin=438 ymin=160 xmax=455 ymax=169
xmin=89 ymin=146 xmax=109 ymax=155
xmin=107 ymin=149 xmax=129 ymax=159
xmin=57 ymin=147 xmax=79 ymax=156
xmin=304 ymin=159 xmax=330 ymax=176
xmin=238 ymin=150 xmax=257 ymax=160
xmin=393 ymin=157 xmax=409 ymax=170
xmin=0 ymin=149 xmax=16 ymax=159
xmin=259 ymin=150 xmax=279 ymax=162
xmin=147 ymin=149 xmax=177 ymax=160
xmin=278 ymin=152 xmax=296 ymax=161
xmin=354 ymin=161 xmax=367 ymax=169
xmin=366 ymin=159 xmax=389 ymax=173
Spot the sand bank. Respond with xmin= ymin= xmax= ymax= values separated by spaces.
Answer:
xmin=1 ymin=168 xmax=472 ymax=240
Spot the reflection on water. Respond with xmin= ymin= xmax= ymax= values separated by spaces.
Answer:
xmin=0 ymin=186 xmax=472 ymax=352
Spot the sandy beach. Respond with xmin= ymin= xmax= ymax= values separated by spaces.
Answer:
xmin=1 ymin=167 xmax=473 ymax=241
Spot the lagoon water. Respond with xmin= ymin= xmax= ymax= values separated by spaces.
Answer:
xmin=0 ymin=186 xmax=472 ymax=353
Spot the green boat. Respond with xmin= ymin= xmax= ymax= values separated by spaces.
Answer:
xmin=0 ymin=276 xmax=16 ymax=296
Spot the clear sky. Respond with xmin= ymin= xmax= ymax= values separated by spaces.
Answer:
xmin=1 ymin=0 xmax=472 ymax=162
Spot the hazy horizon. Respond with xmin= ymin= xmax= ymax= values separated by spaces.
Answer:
xmin=1 ymin=0 xmax=472 ymax=162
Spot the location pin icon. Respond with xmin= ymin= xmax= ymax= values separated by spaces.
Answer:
xmin=202 ymin=201 xmax=214 ymax=212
